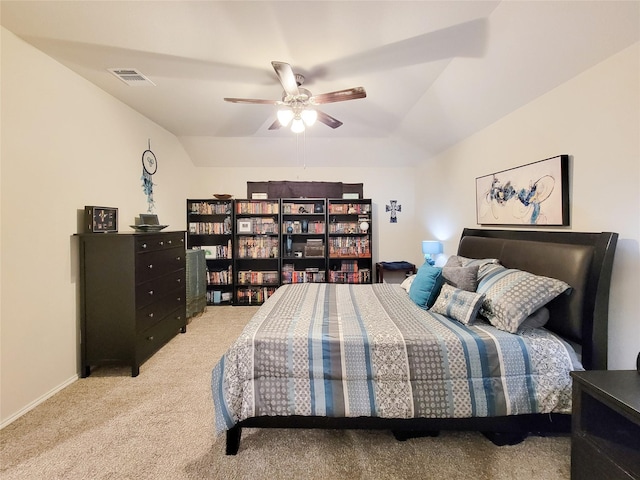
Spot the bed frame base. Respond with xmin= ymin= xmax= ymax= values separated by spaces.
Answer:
xmin=225 ymin=413 xmax=571 ymax=455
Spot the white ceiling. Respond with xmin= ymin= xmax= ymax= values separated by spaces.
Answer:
xmin=1 ymin=1 xmax=638 ymax=167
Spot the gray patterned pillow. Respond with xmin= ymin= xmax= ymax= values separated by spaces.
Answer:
xmin=446 ymin=255 xmax=499 ymax=269
xmin=442 ymin=265 xmax=479 ymax=291
xmin=477 ymin=264 xmax=571 ymax=333
xmin=430 ymin=284 xmax=485 ymax=325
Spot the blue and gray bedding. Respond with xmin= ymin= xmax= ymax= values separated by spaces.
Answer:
xmin=212 ymin=283 xmax=581 ymax=435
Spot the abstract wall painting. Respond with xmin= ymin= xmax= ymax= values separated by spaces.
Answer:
xmin=476 ymin=155 xmax=569 ymax=226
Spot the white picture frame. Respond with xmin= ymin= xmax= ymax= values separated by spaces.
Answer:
xmin=237 ymin=220 xmax=252 ymax=233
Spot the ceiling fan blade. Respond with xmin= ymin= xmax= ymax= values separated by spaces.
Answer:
xmin=268 ymin=119 xmax=282 ymax=130
xmin=311 ymin=87 xmax=366 ymax=105
xmin=316 ymin=110 xmax=343 ymax=129
xmin=271 ymin=61 xmax=300 ymax=98
xmin=224 ymin=97 xmax=278 ymax=105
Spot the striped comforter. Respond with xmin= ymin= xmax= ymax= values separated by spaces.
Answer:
xmin=212 ymin=283 xmax=581 ymax=435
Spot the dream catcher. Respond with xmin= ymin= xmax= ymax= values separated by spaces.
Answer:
xmin=141 ymin=140 xmax=157 ymax=212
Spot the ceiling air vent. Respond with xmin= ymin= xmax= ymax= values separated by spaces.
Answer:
xmin=108 ymin=68 xmax=156 ymax=87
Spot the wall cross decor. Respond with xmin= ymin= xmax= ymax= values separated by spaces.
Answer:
xmin=385 ymin=200 xmax=401 ymax=223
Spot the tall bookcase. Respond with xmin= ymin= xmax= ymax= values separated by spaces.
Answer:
xmin=234 ymin=199 xmax=280 ymax=305
xmin=327 ymin=198 xmax=372 ymax=283
xmin=281 ymin=198 xmax=327 ymax=284
xmin=186 ymin=199 xmax=234 ymax=304
xmin=186 ymin=197 xmax=374 ymax=304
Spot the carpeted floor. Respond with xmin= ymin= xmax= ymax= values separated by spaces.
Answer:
xmin=0 ymin=307 xmax=571 ymax=479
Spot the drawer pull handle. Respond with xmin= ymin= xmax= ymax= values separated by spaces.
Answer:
xmin=148 ymin=290 xmax=154 ymax=296
xmin=177 ymin=297 xmax=181 ymax=302
xmin=148 ymin=264 xmax=153 ymax=269
xmin=176 ymin=256 xmax=181 ymax=261
xmin=168 ymin=240 xmax=172 ymax=245
xmin=147 ymin=336 xmax=154 ymax=341
xmin=141 ymin=243 xmax=148 ymax=249
xmin=148 ymin=313 xmax=154 ymax=318
xmin=159 ymin=241 xmax=164 ymax=246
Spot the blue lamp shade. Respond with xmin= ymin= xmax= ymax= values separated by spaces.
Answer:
xmin=422 ymin=240 xmax=443 ymax=266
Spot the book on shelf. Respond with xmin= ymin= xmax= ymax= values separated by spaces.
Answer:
xmin=192 ymin=242 xmax=232 ymax=259
xmin=190 ymin=201 xmax=232 ymax=215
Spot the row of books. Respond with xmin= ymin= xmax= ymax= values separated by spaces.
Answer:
xmin=328 ymin=203 xmax=371 ymax=214
xmin=328 ymin=237 xmax=371 ymax=257
xmin=332 ymin=260 xmax=361 ymax=272
xmin=328 ymin=221 xmax=368 ymax=234
xmin=190 ymin=202 xmax=231 ymax=215
xmin=236 ymin=270 xmax=279 ymax=285
xmin=189 ymin=221 xmax=231 ymax=235
xmin=281 ymin=202 xmax=323 ymax=214
xmin=281 ymin=265 xmax=326 ymax=283
xmin=192 ymin=243 xmax=232 ymax=259
xmin=235 ymin=286 xmax=277 ymax=304
xmin=236 ymin=237 xmax=279 ymax=259
xmin=206 ymin=266 xmax=232 ymax=285
xmin=236 ymin=201 xmax=279 ymax=214
xmin=238 ymin=217 xmax=279 ymax=234
xmin=206 ymin=290 xmax=232 ymax=304
xmin=328 ymin=269 xmax=372 ymax=283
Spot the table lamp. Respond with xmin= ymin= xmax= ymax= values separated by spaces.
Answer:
xmin=422 ymin=240 xmax=443 ymax=266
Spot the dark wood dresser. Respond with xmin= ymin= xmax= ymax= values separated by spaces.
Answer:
xmin=571 ymin=370 xmax=640 ymax=479
xmin=79 ymin=231 xmax=187 ymax=377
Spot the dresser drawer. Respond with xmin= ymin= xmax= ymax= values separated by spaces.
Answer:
xmin=135 ymin=233 xmax=185 ymax=253
xmin=136 ymin=270 xmax=185 ymax=309
xmin=136 ymin=247 xmax=185 ymax=283
xmin=136 ymin=289 xmax=185 ymax=333
xmin=136 ymin=308 xmax=186 ymax=365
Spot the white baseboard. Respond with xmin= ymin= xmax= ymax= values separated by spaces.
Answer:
xmin=0 ymin=374 xmax=78 ymax=429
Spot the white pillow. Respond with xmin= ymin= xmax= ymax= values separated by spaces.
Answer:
xmin=400 ymin=274 xmax=416 ymax=292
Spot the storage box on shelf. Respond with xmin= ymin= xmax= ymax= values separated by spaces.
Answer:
xmin=327 ymin=199 xmax=372 ymax=284
xmin=281 ymin=198 xmax=327 ymax=284
xmin=234 ymin=199 xmax=281 ymax=305
xmin=186 ymin=199 xmax=234 ymax=305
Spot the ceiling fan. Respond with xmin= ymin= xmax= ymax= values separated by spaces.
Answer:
xmin=224 ymin=61 xmax=366 ymax=133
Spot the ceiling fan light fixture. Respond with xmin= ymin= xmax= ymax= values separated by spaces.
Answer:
xmin=291 ymin=118 xmax=305 ymax=133
xmin=277 ymin=108 xmax=294 ymax=127
xmin=301 ymin=109 xmax=317 ymax=126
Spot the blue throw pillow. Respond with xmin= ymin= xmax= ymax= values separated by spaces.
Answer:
xmin=408 ymin=264 xmax=444 ymax=309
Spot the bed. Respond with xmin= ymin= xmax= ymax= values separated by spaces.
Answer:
xmin=212 ymin=228 xmax=618 ymax=454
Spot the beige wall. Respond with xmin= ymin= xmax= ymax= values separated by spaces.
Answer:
xmin=1 ymin=29 xmax=196 ymax=426
xmin=417 ymin=43 xmax=640 ymax=370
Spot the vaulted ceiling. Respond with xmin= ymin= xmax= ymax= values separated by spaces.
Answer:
xmin=2 ymin=1 xmax=638 ymax=167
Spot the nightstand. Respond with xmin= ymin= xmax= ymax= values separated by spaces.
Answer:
xmin=570 ymin=370 xmax=640 ymax=479
xmin=376 ymin=262 xmax=416 ymax=283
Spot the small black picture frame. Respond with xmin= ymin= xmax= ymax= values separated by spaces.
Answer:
xmin=85 ymin=206 xmax=118 ymax=233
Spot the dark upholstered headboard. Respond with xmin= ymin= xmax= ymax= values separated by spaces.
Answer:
xmin=458 ymin=229 xmax=618 ymax=370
